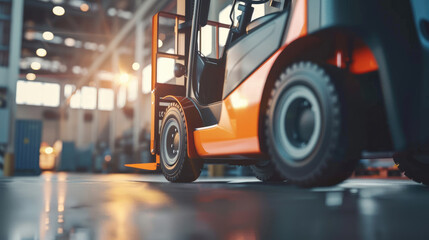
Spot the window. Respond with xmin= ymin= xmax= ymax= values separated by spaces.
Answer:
xmin=219 ymin=4 xmax=236 ymax=25
xmin=66 ymin=84 xmax=113 ymax=111
xmin=127 ymin=78 xmax=137 ymax=102
xmin=218 ymin=5 xmax=234 ymax=46
xmin=98 ymin=88 xmax=114 ymax=111
xmin=81 ymin=86 xmax=97 ymax=110
xmin=200 ymin=25 xmax=213 ymax=56
xmin=252 ymin=4 xmax=266 ymax=21
xmin=218 ymin=3 xmax=266 ymax=46
xmin=157 ymin=48 xmax=175 ymax=84
xmin=142 ymin=65 xmax=152 ymax=94
xmin=16 ymin=80 xmax=60 ymax=107
xmin=69 ymin=90 xmax=81 ymax=109
xmin=64 ymin=84 xmax=75 ymax=98
xmin=64 ymin=84 xmax=82 ymax=109
xmin=42 ymin=83 xmax=61 ymax=107
xmin=16 ymin=81 xmax=42 ymax=106
xmin=117 ymin=86 xmax=126 ymax=108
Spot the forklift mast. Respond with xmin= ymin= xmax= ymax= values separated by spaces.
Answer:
xmin=186 ymin=0 xmax=210 ymax=98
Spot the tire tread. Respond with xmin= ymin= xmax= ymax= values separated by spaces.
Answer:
xmin=266 ymin=61 xmax=359 ymax=187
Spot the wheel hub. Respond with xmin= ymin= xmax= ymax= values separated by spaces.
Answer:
xmin=285 ymin=99 xmax=315 ymax=147
xmin=162 ymin=120 xmax=180 ymax=166
xmin=275 ymin=85 xmax=322 ymax=165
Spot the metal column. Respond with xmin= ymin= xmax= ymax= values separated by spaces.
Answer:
xmin=133 ymin=14 xmax=144 ymax=156
xmin=110 ymin=52 xmax=119 ymax=154
xmin=92 ymin=78 xmax=100 ymax=147
xmin=5 ymin=0 xmax=24 ymax=154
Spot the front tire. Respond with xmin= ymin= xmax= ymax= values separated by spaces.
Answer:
xmin=160 ymin=103 xmax=203 ymax=182
xmin=266 ymin=62 xmax=360 ymax=187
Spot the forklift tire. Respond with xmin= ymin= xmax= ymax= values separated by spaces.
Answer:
xmin=266 ymin=62 xmax=360 ymax=187
xmin=393 ymin=151 xmax=429 ymax=186
xmin=251 ymin=161 xmax=284 ymax=182
xmin=160 ymin=103 xmax=203 ymax=182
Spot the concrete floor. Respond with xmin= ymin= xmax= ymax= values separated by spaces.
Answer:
xmin=0 ymin=173 xmax=428 ymax=240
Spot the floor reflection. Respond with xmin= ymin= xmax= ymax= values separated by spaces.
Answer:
xmin=0 ymin=173 xmax=427 ymax=240
xmin=39 ymin=172 xmax=70 ymax=239
xmin=100 ymin=181 xmax=171 ymax=240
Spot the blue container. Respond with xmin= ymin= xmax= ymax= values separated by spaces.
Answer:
xmin=76 ymin=146 xmax=93 ymax=172
xmin=58 ymin=141 xmax=76 ymax=171
xmin=14 ymin=120 xmax=42 ymax=175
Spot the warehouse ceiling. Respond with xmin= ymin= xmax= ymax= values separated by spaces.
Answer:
xmin=21 ymin=0 xmax=175 ymax=83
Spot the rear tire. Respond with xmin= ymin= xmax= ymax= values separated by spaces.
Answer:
xmin=160 ymin=103 xmax=203 ymax=182
xmin=393 ymin=151 xmax=429 ymax=186
xmin=251 ymin=160 xmax=284 ymax=182
xmin=266 ymin=62 xmax=361 ymax=187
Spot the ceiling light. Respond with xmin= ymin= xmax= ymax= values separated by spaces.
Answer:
xmin=31 ymin=62 xmax=42 ymax=71
xmin=107 ymin=8 xmax=116 ymax=17
xmin=118 ymin=73 xmax=130 ymax=85
xmin=42 ymin=31 xmax=54 ymax=41
xmin=44 ymin=147 xmax=54 ymax=154
xmin=72 ymin=66 xmax=82 ymax=74
xmin=80 ymin=3 xmax=89 ymax=12
xmin=64 ymin=37 xmax=76 ymax=47
xmin=26 ymin=73 xmax=36 ymax=81
xmin=84 ymin=42 xmax=98 ymax=51
xmin=25 ymin=31 xmax=35 ymax=40
xmin=36 ymin=48 xmax=47 ymax=57
xmin=52 ymin=6 xmax=65 ymax=16
xmin=132 ymin=62 xmax=140 ymax=71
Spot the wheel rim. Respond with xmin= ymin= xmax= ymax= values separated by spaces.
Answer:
xmin=162 ymin=119 xmax=181 ymax=166
xmin=274 ymin=85 xmax=322 ymax=166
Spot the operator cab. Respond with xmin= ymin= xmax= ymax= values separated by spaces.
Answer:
xmin=192 ymin=0 xmax=289 ymax=107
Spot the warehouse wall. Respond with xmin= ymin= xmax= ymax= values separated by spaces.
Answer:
xmin=15 ymin=92 xmax=152 ymax=149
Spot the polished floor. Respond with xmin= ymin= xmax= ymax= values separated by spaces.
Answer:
xmin=0 ymin=173 xmax=428 ymax=240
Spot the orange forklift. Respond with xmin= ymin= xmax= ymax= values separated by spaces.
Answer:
xmin=127 ymin=0 xmax=429 ymax=187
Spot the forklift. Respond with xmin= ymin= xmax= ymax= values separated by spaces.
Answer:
xmin=127 ymin=0 xmax=429 ymax=187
